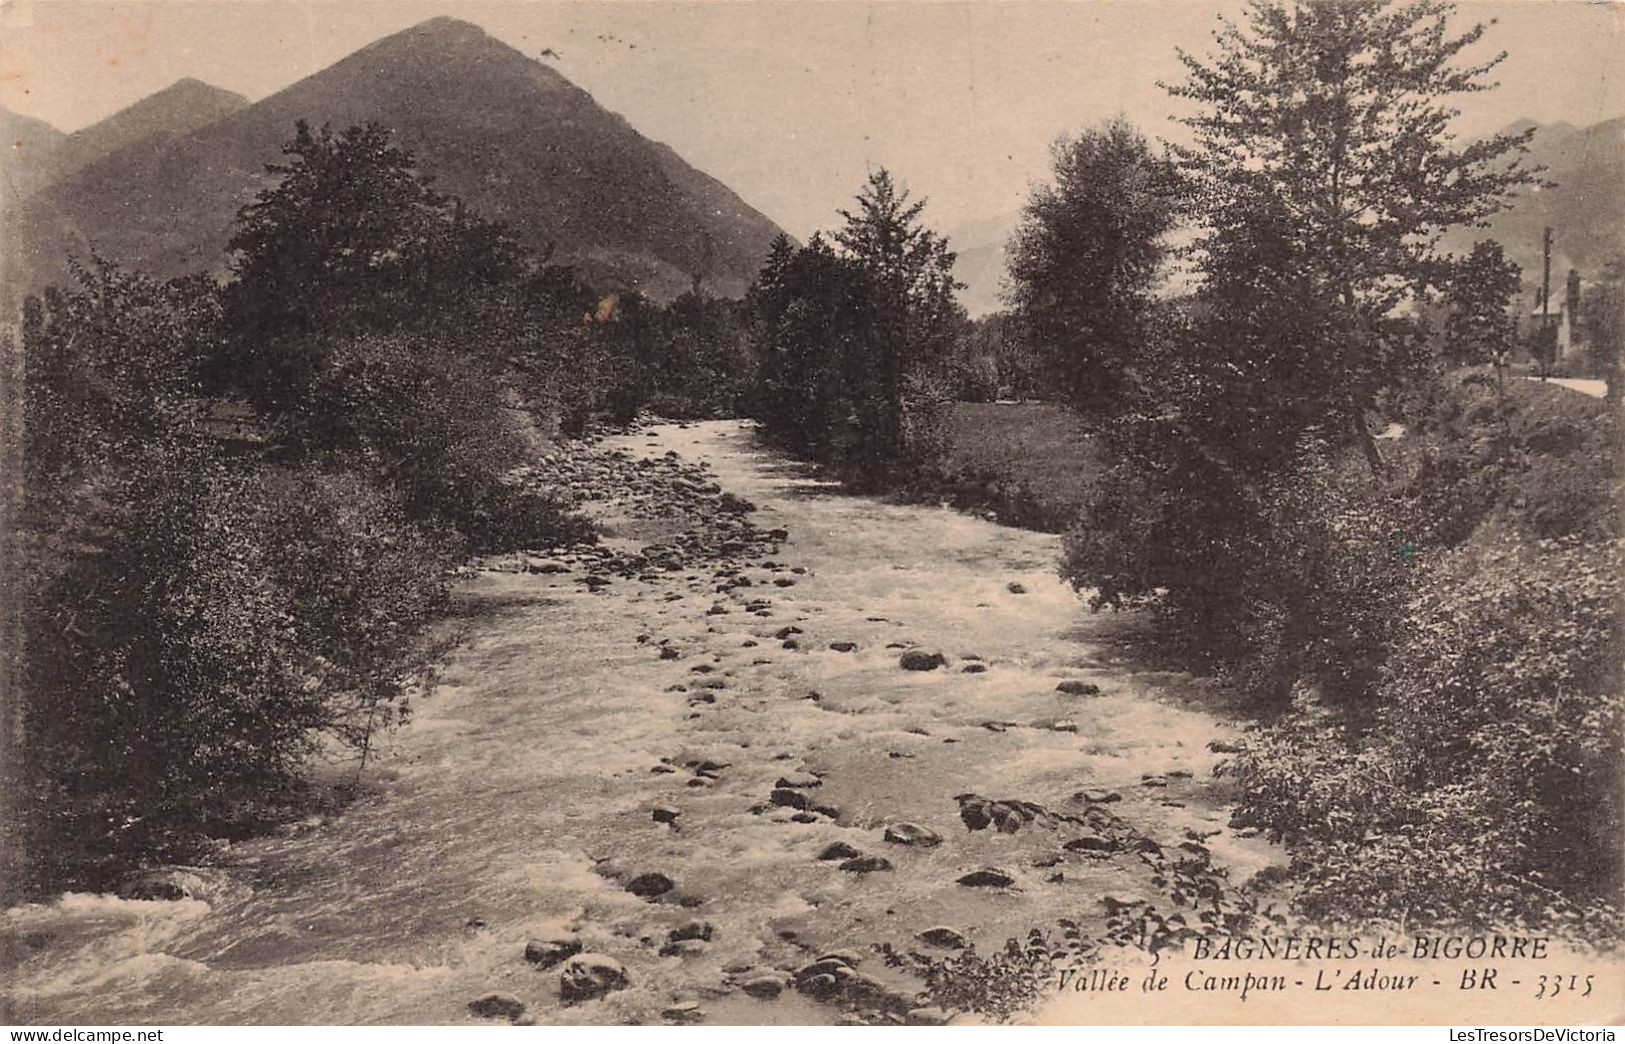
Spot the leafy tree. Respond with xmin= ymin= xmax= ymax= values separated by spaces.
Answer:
xmin=21 ymin=261 xmax=221 ymax=502
xmin=1005 ymin=119 xmax=1182 ymax=413
xmin=221 ymin=121 xmax=524 ymax=412
xmin=1581 ymin=256 xmax=1623 ymax=399
xmin=1165 ymin=0 xmax=1538 ymax=467
xmin=1060 ymin=0 xmax=1540 ymax=695
xmin=749 ymin=234 xmax=882 ymax=463
xmin=1442 ymin=240 xmax=1521 ymax=369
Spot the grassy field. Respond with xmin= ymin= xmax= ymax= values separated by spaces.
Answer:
xmin=916 ymin=401 xmax=1101 ymax=531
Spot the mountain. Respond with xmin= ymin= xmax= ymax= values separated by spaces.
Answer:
xmin=949 ymin=211 xmax=1019 ymax=318
xmin=4 ymin=17 xmax=787 ymax=309
xmin=1440 ymin=117 xmax=1625 ymax=290
xmin=1 ymin=106 xmax=66 ymax=204
xmin=41 ymin=78 xmax=248 ymax=189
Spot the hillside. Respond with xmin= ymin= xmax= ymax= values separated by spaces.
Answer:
xmin=3 ymin=17 xmax=786 ymax=310
xmin=1440 ymin=117 xmax=1625 ymax=287
xmin=0 ymin=106 xmax=66 ymax=204
xmin=39 ymin=79 xmax=249 ymax=190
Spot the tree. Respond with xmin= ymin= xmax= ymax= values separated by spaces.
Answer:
xmin=1442 ymin=240 xmax=1521 ymax=369
xmin=1581 ymin=257 xmax=1623 ymax=400
xmin=20 ymin=261 xmax=221 ymax=510
xmin=1165 ymin=0 xmax=1538 ymax=468
xmin=1005 ymin=119 xmax=1182 ymax=413
xmin=221 ymin=121 xmax=523 ymax=412
xmin=833 ymin=169 xmax=965 ymax=480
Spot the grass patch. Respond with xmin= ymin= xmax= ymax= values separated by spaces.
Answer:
xmin=906 ymin=402 xmax=1099 ymax=531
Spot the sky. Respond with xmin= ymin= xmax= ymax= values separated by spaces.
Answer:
xmin=1 ymin=0 xmax=1620 ymax=238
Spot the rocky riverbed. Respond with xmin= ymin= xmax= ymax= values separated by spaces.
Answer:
xmin=1 ymin=420 xmax=1281 ymax=1026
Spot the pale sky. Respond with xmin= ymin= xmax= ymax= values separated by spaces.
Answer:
xmin=1 ymin=0 xmax=1620 ymax=238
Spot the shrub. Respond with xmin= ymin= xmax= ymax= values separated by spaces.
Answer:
xmin=17 ymin=453 xmax=457 ymax=891
xmin=1227 ymin=538 xmax=1624 ymax=934
xmin=293 ymin=331 xmax=592 ymax=551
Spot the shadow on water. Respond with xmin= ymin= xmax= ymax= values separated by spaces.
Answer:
xmin=1059 ymin=605 xmax=1278 ymax=721
xmin=446 ymin=588 xmax=562 ymax=623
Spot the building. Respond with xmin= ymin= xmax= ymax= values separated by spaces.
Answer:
xmin=1528 ymin=268 xmax=1583 ymax=363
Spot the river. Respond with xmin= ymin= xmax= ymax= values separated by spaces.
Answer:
xmin=1 ymin=420 xmax=1277 ymax=1025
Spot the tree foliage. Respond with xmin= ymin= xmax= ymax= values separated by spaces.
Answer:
xmin=1005 ymin=119 xmax=1182 ymax=413
xmin=749 ymin=172 xmax=965 ymax=486
xmin=1442 ymin=240 xmax=1521 ymax=368
xmin=1166 ymin=0 xmax=1537 ymax=461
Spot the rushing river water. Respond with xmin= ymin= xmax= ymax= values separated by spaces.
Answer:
xmin=2 ymin=421 xmax=1277 ymax=1026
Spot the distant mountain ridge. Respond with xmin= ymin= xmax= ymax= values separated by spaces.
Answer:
xmin=1440 ymin=116 xmax=1623 ymax=289
xmin=1 ymin=106 xmax=66 ymax=203
xmin=4 ymin=17 xmax=787 ymax=309
xmin=41 ymin=78 xmax=250 ymax=190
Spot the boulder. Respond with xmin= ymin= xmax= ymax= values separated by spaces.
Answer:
xmin=838 ymin=856 xmax=893 ymax=873
xmin=560 ymin=954 xmax=630 ymax=1002
xmin=660 ymin=938 xmax=709 ymax=958
xmin=524 ymin=935 xmax=583 ymax=969
xmin=776 ymin=770 xmax=822 ymax=789
xmin=1057 ymin=681 xmax=1101 ymax=696
xmin=907 ymin=1006 xmax=950 ymax=1026
xmin=741 ymin=974 xmax=785 ymax=999
xmin=918 ymin=926 xmax=968 ymax=949
xmin=770 ymin=788 xmax=810 ymax=810
xmin=882 ymin=822 xmax=942 ymax=847
xmin=626 ymin=872 xmax=676 ymax=898
xmin=669 ymin=920 xmax=714 ymax=942
xmin=899 ymin=650 xmax=947 ymax=671
xmin=1007 ymin=582 xmax=1027 ymax=594
xmin=662 ymin=1002 xmax=705 ymax=1024
xmin=956 ymin=867 xmax=1015 ymax=888
xmin=1063 ymin=835 xmax=1120 ymax=854
xmin=817 ymin=841 xmax=862 ymax=861
xmin=468 ymin=993 xmax=526 ymax=1020
xmin=829 ymin=641 xmax=858 ymax=653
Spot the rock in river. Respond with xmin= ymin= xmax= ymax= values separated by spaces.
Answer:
xmin=817 ymin=841 xmax=862 ymax=861
xmin=468 ymin=993 xmax=526 ymax=1020
xmin=524 ymin=935 xmax=583 ymax=969
xmin=956 ymin=867 xmax=1015 ymax=888
xmin=838 ymin=855 xmax=893 ymax=873
xmin=917 ymin=926 xmax=968 ymax=949
xmin=883 ymin=822 xmax=942 ymax=847
xmin=899 ymin=650 xmax=947 ymax=671
xmin=626 ymin=872 xmax=676 ymax=899
xmin=560 ymin=954 xmax=630 ymax=1002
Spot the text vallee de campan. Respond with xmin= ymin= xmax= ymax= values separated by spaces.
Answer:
xmin=1190 ymin=935 xmax=1551 ymax=961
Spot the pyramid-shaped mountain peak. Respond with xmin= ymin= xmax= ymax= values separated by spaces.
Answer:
xmin=5 ymin=16 xmax=785 ymax=305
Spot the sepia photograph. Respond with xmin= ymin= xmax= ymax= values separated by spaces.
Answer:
xmin=0 ymin=0 xmax=1621 ymax=1031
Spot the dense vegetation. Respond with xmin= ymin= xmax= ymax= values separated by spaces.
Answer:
xmin=4 ymin=120 xmax=750 ymax=895
xmin=985 ymin=0 xmax=1623 ymax=937
xmin=747 ymin=171 xmax=966 ymax=489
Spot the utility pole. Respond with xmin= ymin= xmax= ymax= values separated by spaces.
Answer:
xmin=1539 ymin=226 xmax=1554 ymax=378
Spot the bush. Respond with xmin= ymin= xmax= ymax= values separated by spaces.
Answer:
xmin=17 ymin=454 xmax=457 ymax=891
xmin=293 ymin=331 xmax=591 ymax=551
xmin=1227 ymin=538 xmax=1624 ymax=934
